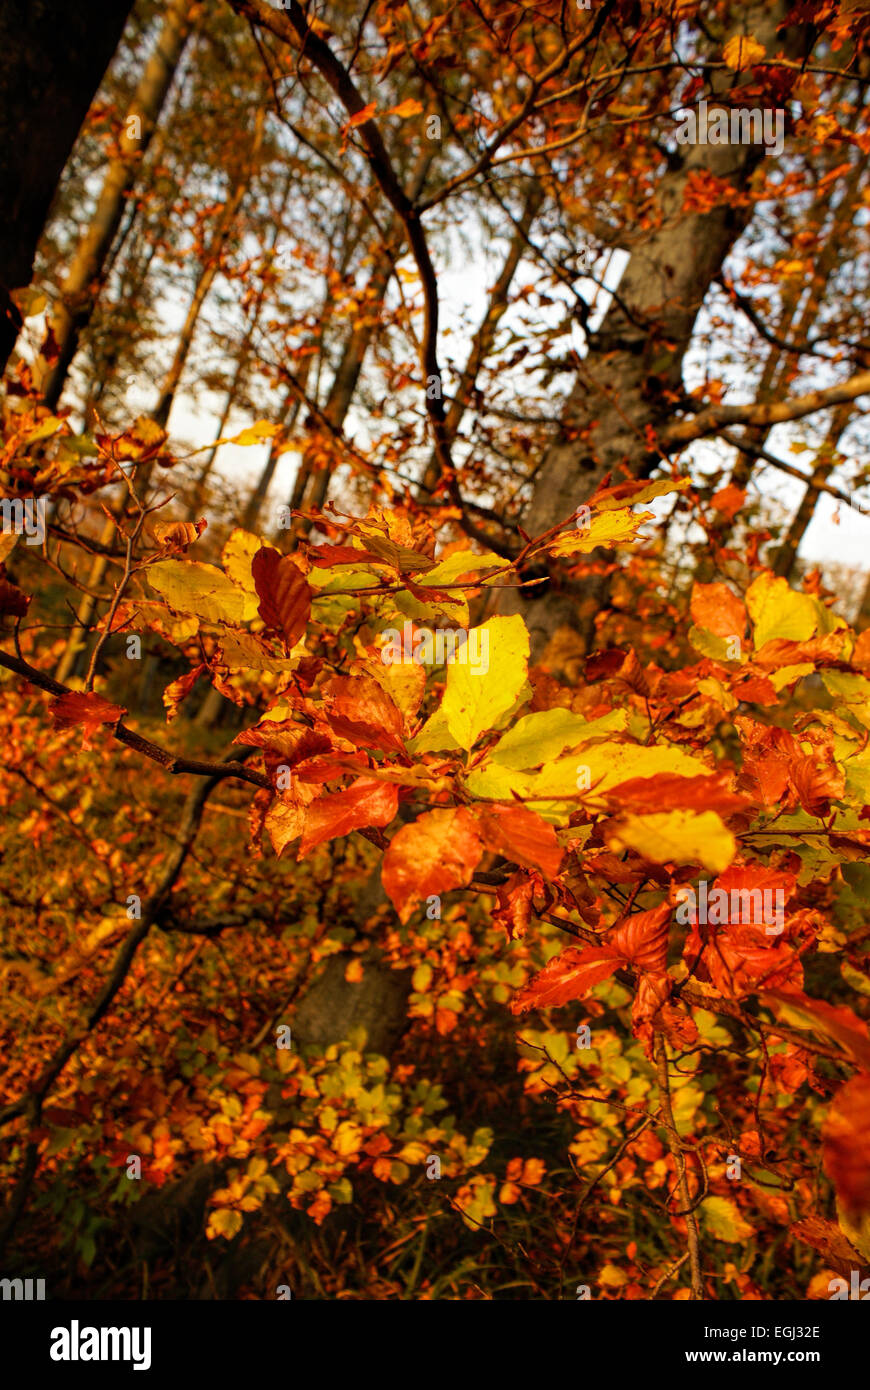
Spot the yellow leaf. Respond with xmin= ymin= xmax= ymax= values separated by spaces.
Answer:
xmin=722 ymin=34 xmax=766 ymax=70
xmin=220 ymin=420 xmax=280 ymax=447
xmin=700 ymin=1195 xmax=755 ymax=1242
xmin=608 ymin=810 xmax=736 ymax=873
xmin=598 ymin=1263 xmax=629 ymax=1288
xmin=206 ymin=1208 xmax=243 ymax=1241
xmin=746 ymin=571 xmax=818 ymax=650
xmin=147 ymin=559 xmax=257 ymax=625
xmin=221 ymin=528 xmax=263 ymax=594
xmin=440 ymin=614 xmax=529 ymax=750
xmin=549 ymin=508 xmax=652 ymax=557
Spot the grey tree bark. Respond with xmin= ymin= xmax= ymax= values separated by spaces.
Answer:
xmin=496 ymin=1 xmax=808 ymax=661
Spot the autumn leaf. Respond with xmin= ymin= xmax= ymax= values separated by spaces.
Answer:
xmin=607 ymin=809 xmax=737 ymax=874
xmin=382 ymin=806 xmax=483 ymax=923
xmin=148 ymin=558 xmax=256 ymax=625
xmin=603 ymin=772 xmax=747 ymax=816
xmin=385 ymin=98 xmax=424 ymax=118
xmin=549 ymin=507 xmax=653 ymax=557
xmin=690 ymin=582 xmax=746 ymax=640
xmin=493 ymin=871 xmax=535 ymax=940
xmin=510 ymin=945 xmax=621 ymax=1013
xmin=606 ymin=902 xmax=671 ymax=974
xmin=347 ymin=102 xmax=377 ymax=128
xmin=700 ymin=1195 xmax=755 ymax=1241
xmin=298 ymin=777 xmax=398 ymax=858
xmin=0 ymin=576 xmax=30 ymax=616
xmin=473 ymin=803 xmax=564 ymax=879
xmin=151 ymin=519 xmax=205 ymax=550
xmin=50 ymin=691 xmax=127 ymax=748
xmin=440 ymin=614 xmax=529 ymax=750
xmin=823 ymin=1075 xmax=870 ymax=1259
xmin=722 ymin=34 xmax=767 ymax=70
xmin=746 ymin=571 xmax=818 ymax=650
xmin=323 ymin=673 xmax=407 ymax=756
xmin=251 ymin=546 xmax=312 ymax=651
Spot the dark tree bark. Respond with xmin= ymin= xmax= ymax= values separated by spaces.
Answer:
xmin=0 ymin=0 xmax=134 ymax=371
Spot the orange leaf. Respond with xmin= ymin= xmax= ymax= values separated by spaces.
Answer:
xmin=382 ymin=806 xmax=483 ymax=923
xmin=606 ymin=902 xmax=671 ymax=974
xmin=473 ymin=803 xmax=564 ymax=878
xmin=348 ymin=102 xmax=377 ymax=128
xmin=510 ymin=945 xmax=621 ymax=1014
xmin=50 ymin=691 xmax=127 ymax=748
xmin=690 ymin=581 xmax=746 ymax=639
xmin=323 ymin=673 xmax=407 ymax=756
xmin=298 ymin=777 xmax=398 ymax=858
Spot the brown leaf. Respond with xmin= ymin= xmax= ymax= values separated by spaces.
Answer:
xmin=251 ymin=546 xmax=312 ymax=651
xmin=0 ymin=576 xmax=30 ymax=616
xmin=493 ymin=871 xmax=535 ymax=940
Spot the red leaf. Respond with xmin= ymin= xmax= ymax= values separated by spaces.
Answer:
xmin=0 ymin=577 xmax=29 ymax=616
xmin=474 ymin=804 xmax=564 ymax=879
xmin=604 ymin=773 xmax=748 ymax=816
xmin=510 ymin=945 xmax=621 ymax=1014
xmin=251 ymin=547 xmax=312 ymax=651
xmin=49 ymin=691 xmax=127 ymax=748
xmin=298 ymin=777 xmax=398 ymax=858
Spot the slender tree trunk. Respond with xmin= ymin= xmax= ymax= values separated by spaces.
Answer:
xmin=773 ymin=403 xmax=854 ymax=578
xmin=0 ymin=0 xmax=133 ymax=371
xmin=297 ymin=152 xmax=433 ymax=519
xmin=34 ymin=0 xmax=192 ymax=407
xmin=419 ymin=182 xmax=543 ymax=494
xmin=187 ymin=166 xmax=293 ymax=517
xmin=702 ymin=152 xmax=869 ymax=575
xmin=152 ymin=107 xmax=265 ymax=432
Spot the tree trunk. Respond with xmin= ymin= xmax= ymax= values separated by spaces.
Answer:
xmin=33 ymin=0 xmax=192 ymax=407
xmin=0 ymin=0 xmax=134 ymax=372
xmin=773 ymin=403 xmax=854 ymax=579
xmin=496 ymin=0 xmax=807 ymax=660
